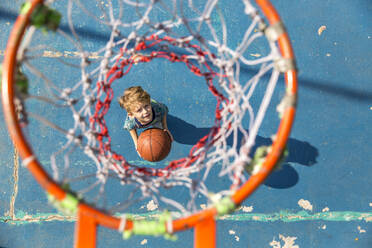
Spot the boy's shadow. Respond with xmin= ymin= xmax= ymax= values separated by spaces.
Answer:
xmin=168 ymin=114 xmax=318 ymax=189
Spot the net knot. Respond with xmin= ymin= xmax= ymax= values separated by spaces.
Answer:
xmin=135 ymin=42 xmax=147 ymax=51
xmin=191 ymin=66 xmax=202 ymax=76
xmin=215 ymin=110 xmax=222 ymax=120
xmin=169 ymin=53 xmax=179 ymax=62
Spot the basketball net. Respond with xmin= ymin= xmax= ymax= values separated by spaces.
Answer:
xmin=1 ymin=0 xmax=297 ymax=247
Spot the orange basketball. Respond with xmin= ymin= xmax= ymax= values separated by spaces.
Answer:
xmin=137 ymin=128 xmax=172 ymax=162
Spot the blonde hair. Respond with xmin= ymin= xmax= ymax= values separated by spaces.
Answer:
xmin=118 ymin=86 xmax=151 ymax=113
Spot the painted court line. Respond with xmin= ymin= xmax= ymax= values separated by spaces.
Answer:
xmin=1 ymin=210 xmax=372 ymax=225
xmin=9 ymin=148 xmax=19 ymax=220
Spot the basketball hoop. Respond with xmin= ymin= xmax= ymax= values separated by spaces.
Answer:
xmin=1 ymin=0 xmax=297 ymax=247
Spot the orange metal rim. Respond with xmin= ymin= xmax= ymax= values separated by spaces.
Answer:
xmin=1 ymin=0 xmax=297 ymax=233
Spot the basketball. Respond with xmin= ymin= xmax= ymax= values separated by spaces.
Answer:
xmin=137 ymin=128 xmax=172 ymax=162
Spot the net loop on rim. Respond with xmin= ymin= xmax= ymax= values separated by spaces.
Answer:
xmin=21 ymin=2 xmax=61 ymax=32
xmin=120 ymin=211 xmax=176 ymax=240
xmin=47 ymin=192 xmax=79 ymax=216
xmin=0 ymin=64 xmax=29 ymax=127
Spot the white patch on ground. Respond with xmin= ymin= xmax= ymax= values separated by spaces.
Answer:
xmin=209 ymin=193 xmax=222 ymax=203
xmin=318 ymin=25 xmax=326 ymax=36
xmin=322 ymin=207 xmax=329 ymax=212
xmin=146 ymin=200 xmax=158 ymax=211
xmin=298 ymin=199 xmax=313 ymax=211
xmin=369 ymin=203 xmax=372 ymax=207
xmin=320 ymin=225 xmax=327 ymax=230
xmin=40 ymin=50 xmax=101 ymax=59
xmin=140 ymin=239 xmax=148 ymax=245
xmin=240 ymin=205 xmax=254 ymax=212
xmin=228 ymin=230 xmax=239 ymax=242
xmin=250 ymin=53 xmax=261 ymax=57
xmin=252 ymin=216 xmax=260 ymax=221
xmin=270 ymin=239 xmax=281 ymax=248
xmin=270 ymin=234 xmax=299 ymax=248
xmin=200 ymin=204 xmax=207 ymax=210
xmin=358 ymin=226 xmax=366 ymax=233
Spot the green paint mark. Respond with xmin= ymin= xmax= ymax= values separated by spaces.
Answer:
xmin=221 ymin=210 xmax=372 ymax=222
xmin=2 ymin=210 xmax=372 ymax=225
xmin=0 ymin=210 xmax=75 ymax=225
xmin=128 ymin=160 xmax=160 ymax=167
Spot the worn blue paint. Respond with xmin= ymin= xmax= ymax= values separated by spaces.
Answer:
xmin=1 ymin=0 xmax=372 ymax=247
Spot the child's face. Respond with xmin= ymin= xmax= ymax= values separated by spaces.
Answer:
xmin=128 ymin=101 xmax=153 ymax=124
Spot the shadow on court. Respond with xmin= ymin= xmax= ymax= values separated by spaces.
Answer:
xmin=168 ymin=114 xmax=318 ymax=189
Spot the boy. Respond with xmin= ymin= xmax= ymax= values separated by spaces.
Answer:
xmin=118 ymin=86 xmax=173 ymax=154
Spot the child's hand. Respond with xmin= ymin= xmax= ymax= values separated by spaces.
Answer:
xmin=164 ymin=129 xmax=174 ymax=142
xmin=135 ymin=145 xmax=142 ymax=158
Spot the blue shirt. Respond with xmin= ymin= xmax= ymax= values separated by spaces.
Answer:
xmin=123 ymin=99 xmax=169 ymax=131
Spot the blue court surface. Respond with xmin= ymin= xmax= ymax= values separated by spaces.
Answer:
xmin=1 ymin=1 xmax=372 ymax=247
